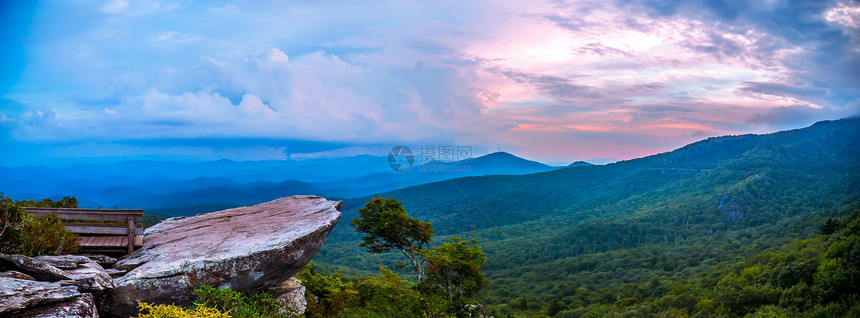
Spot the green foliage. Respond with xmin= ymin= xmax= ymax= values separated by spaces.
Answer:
xmin=495 ymin=210 xmax=860 ymax=317
xmin=299 ymin=263 xmax=443 ymax=318
xmin=19 ymin=214 xmax=80 ymax=256
xmin=421 ymin=237 xmax=488 ymax=315
xmin=137 ymin=285 xmax=291 ymax=318
xmin=315 ymin=117 xmax=860 ymax=317
xmin=15 ymin=196 xmax=79 ymax=208
xmin=351 ymin=197 xmax=434 ymax=284
xmin=0 ymin=193 xmax=23 ymax=253
xmin=819 ymin=218 xmax=840 ymax=235
xmin=136 ymin=302 xmax=229 ymax=318
xmin=345 ymin=197 xmax=488 ymax=317
xmin=193 ymin=285 xmax=290 ymax=318
xmin=297 ymin=265 xmax=356 ymax=317
xmin=0 ymin=194 xmax=80 ymax=255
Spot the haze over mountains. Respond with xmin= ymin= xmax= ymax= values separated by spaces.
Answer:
xmin=2 ymin=116 xmax=858 ymax=316
xmin=0 ymin=151 xmax=562 ymax=213
xmin=313 ymin=117 xmax=860 ymax=309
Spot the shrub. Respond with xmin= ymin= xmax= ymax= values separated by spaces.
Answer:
xmin=136 ymin=286 xmax=291 ymax=318
xmin=1 ymin=194 xmax=81 ymax=256
xmin=136 ymin=302 xmax=229 ymax=318
xmin=0 ymin=194 xmax=23 ymax=254
xmin=193 ymin=285 xmax=291 ymax=318
xmin=19 ymin=214 xmax=80 ymax=256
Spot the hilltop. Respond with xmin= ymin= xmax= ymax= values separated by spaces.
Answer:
xmin=315 ymin=117 xmax=860 ymax=315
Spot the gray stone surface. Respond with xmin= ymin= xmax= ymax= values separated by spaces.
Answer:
xmin=0 ymin=270 xmax=35 ymax=281
xmin=101 ymin=195 xmax=341 ymax=317
xmin=64 ymin=260 xmax=115 ymax=291
xmin=272 ymin=277 xmax=306 ymax=316
xmin=33 ymin=255 xmax=92 ymax=269
xmin=81 ymin=254 xmax=117 ymax=268
xmin=15 ymin=293 xmax=99 ymax=318
xmin=0 ymin=277 xmax=81 ymax=314
xmin=0 ymin=254 xmax=72 ymax=282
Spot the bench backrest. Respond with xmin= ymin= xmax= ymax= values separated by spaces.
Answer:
xmin=23 ymin=208 xmax=144 ymax=253
xmin=23 ymin=208 xmax=144 ymax=235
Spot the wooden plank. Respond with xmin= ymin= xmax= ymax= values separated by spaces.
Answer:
xmin=23 ymin=208 xmax=143 ymax=214
xmin=79 ymin=237 xmax=96 ymax=247
xmin=25 ymin=211 xmax=143 ymax=223
xmin=23 ymin=208 xmax=143 ymax=223
xmin=127 ymin=217 xmax=135 ymax=253
xmin=134 ymin=236 xmax=143 ymax=247
xmin=64 ymin=223 xmax=142 ymax=229
xmin=80 ymin=248 xmax=126 ymax=253
xmin=85 ymin=236 xmax=97 ymax=247
xmin=98 ymin=237 xmax=111 ymax=247
xmin=63 ymin=225 xmax=143 ymax=235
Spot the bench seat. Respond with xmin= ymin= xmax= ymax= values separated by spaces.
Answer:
xmin=24 ymin=207 xmax=145 ymax=254
xmin=79 ymin=236 xmax=144 ymax=248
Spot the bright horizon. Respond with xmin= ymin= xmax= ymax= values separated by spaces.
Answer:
xmin=2 ymin=1 xmax=859 ymax=167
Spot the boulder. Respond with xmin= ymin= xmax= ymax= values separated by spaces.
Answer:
xmin=103 ymin=269 xmax=126 ymax=278
xmin=81 ymin=254 xmax=117 ymax=268
xmin=0 ymin=254 xmax=72 ymax=282
xmin=1 ymin=270 xmax=35 ymax=281
xmin=33 ymin=255 xmax=92 ymax=269
xmin=64 ymin=260 xmax=115 ymax=291
xmin=272 ymin=277 xmax=306 ymax=316
xmin=102 ymin=195 xmax=341 ymax=317
xmin=0 ymin=277 xmax=81 ymax=314
xmin=14 ymin=293 xmax=98 ymax=318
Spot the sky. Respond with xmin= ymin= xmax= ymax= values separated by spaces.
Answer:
xmin=1 ymin=0 xmax=859 ymax=166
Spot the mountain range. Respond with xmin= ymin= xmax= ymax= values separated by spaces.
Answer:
xmin=0 ymin=151 xmax=560 ymax=212
xmin=312 ymin=117 xmax=860 ymax=314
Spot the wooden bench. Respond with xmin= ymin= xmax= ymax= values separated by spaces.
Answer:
xmin=23 ymin=208 xmax=144 ymax=254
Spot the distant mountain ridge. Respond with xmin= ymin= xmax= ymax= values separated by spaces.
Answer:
xmin=567 ymin=160 xmax=593 ymax=167
xmin=315 ymin=117 xmax=860 ymax=311
xmin=0 ymin=150 xmax=558 ymax=210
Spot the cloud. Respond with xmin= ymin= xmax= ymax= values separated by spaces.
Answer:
xmin=2 ymin=0 xmax=858 ymax=164
xmin=100 ymin=0 xmax=129 ymax=15
xmin=826 ymin=2 xmax=860 ymax=28
xmin=745 ymin=102 xmax=860 ymax=129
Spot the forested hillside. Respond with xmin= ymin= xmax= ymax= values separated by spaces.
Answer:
xmin=315 ymin=117 xmax=860 ymax=316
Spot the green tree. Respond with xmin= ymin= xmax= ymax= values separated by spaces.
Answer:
xmin=351 ymin=197 xmax=434 ymax=286
xmin=0 ymin=193 xmax=23 ymax=253
xmin=421 ymin=237 xmax=488 ymax=316
xmin=820 ymin=217 xmax=840 ymax=235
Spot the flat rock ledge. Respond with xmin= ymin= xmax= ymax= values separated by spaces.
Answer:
xmin=0 ymin=277 xmax=97 ymax=317
xmin=101 ymin=195 xmax=341 ymax=317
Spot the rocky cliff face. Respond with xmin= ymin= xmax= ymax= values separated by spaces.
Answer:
xmin=101 ymin=195 xmax=341 ymax=317
xmin=0 ymin=254 xmax=106 ymax=318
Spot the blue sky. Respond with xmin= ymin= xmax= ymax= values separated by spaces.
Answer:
xmin=1 ymin=0 xmax=858 ymax=166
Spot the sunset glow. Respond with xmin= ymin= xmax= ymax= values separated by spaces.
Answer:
xmin=1 ymin=0 xmax=858 ymax=165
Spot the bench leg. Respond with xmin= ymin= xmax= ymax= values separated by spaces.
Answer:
xmin=127 ymin=217 xmax=135 ymax=254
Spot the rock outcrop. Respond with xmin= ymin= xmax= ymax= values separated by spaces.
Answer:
xmin=0 ymin=277 xmax=82 ymax=314
xmin=33 ymin=255 xmax=92 ymax=269
xmin=1 ymin=270 xmax=35 ymax=281
xmin=101 ymin=195 xmax=341 ymax=317
xmin=64 ymin=260 xmax=115 ymax=291
xmin=0 ymin=253 xmax=115 ymax=292
xmin=15 ymin=292 xmax=99 ymax=318
xmin=0 ymin=254 xmax=73 ymax=282
xmin=81 ymin=254 xmax=117 ymax=268
xmin=272 ymin=277 xmax=307 ymax=315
